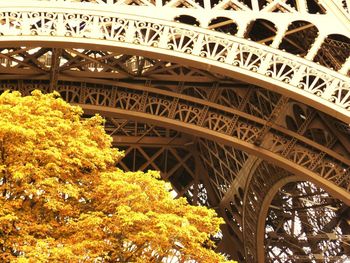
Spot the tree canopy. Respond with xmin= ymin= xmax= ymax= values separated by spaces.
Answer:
xmin=0 ymin=90 xmax=234 ymax=262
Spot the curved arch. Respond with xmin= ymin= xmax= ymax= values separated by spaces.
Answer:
xmin=314 ymin=33 xmax=350 ymax=72
xmin=245 ymin=18 xmax=277 ymax=45
xmin=0 ymin=6 xmax=349 ymax=123
xmin=257 ymin=178 xmax=349 ymax=262
xmin=1 ymin=2 xmax=350 ymax=262
xmin=79 ymin=103 xmax=350 ymax=205
xmin=278 ymin=20 xmax=319 ymax=57
xmin=256 ymin=175 xmax=305 ymax=262
xmin=2 ymin=78 xmax=349 ymax=204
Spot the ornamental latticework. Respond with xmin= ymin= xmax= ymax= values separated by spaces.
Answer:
xmin=0 ymin=0 xmax=349 ymax=262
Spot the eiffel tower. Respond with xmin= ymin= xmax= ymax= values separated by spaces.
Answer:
xmin=0 ymin=0 xmax=349 ymax=261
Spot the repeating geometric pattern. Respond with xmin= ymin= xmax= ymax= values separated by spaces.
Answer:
xmin=1 ymin=79 xmax=349 ymax=261
xmin=1 ymin=79 xmax=348 ymax=195
xmin=0 ymin=3 xmax=349 ymax=120
xmin=0 ymin=0 xmax=350 ymax=262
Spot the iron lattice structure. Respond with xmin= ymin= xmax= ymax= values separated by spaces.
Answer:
xmin=0 ymin=0 xmax=349 ymax=262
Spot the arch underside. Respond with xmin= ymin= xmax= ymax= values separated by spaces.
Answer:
xmin=2 ymin=74 xmax=350 ymax=262
xmin=0 ymin=5 xmax=349 ymax=123
xmin=1 ymin=1 xmax=350 ymax=262
xmin=260 ymin=179 xmax=350 ymax=262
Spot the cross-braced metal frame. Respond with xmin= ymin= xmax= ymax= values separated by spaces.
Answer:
xmin=0 ymin=0 xmax=349 ymax=262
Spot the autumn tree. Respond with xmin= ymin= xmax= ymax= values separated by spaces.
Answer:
xmin=0 ymin=90 xmax=235 ymax=263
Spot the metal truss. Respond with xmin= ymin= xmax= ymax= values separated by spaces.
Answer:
xmin=1 ymin=78 xmax=350 ymax=261
xmin=264 ymin=181 xmax=349 ymax=262
xmin=0 ymin=0 xmax=350 ymax=262
xmin=0 ymin=4 xmax=349 ymax=121
xmin=103 ymin=118 xmax=213 ymax=205
xmin=246 ymin=163 xmax=350 ymax=262
xmin=0 ymin=47 xmax=231 ymax=83
xmin=82 ymin=117 xmax=216 ymax=206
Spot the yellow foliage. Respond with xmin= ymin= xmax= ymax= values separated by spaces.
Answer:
xmin=0 ymin=90 xmax=236 ymax=263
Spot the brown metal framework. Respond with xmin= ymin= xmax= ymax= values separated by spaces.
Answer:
xmin=0 ymin=0 xmax=350 ymax=262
